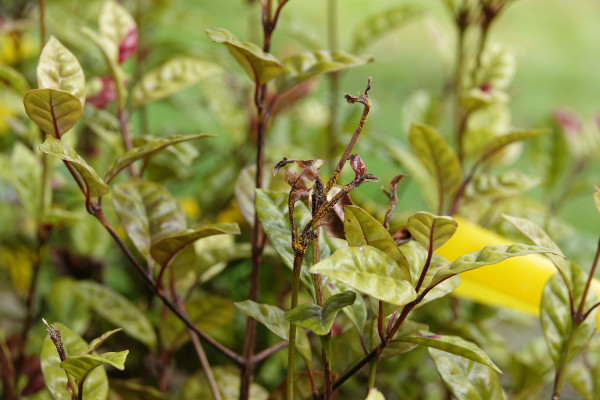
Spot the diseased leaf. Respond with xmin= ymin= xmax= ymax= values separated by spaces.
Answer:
xmin=275 ymin=50 xmax=372 ymax=93
xmin=61 ymin=351 xmax=128 ymax=385
xmin=112 ymin=179 xmax=186 ymax=261
xmin=407 ymin=212 xmax=457 ymax=252
xmin=234 ymin=300 xmax=311 ymax=360
xmin=344 ymin=205 xmax=410 ymax=280
xmin=105 ymin=134 xmax=215 ymax=183
xmin=39 ymin=136 xmax=109 ymax=197
xmin=132 ymin=58 xmax=221 ymax=109
xmin=284 ymin=291 xmax=356 ymax=335
xmin=409 ymin=123 xmax=461 ymax=210
xmin=74 ymin=281 xmax=157 ymax=349
xmin=205 ymin=28 xmax=283 ymax=85
xmin=37 ymin=36 xmax=86 ymax=104
xmin=430 ymin=244 xmax=561 ymax=288
xmin=150 ymin=223 xmax=240 ymax=267
xmin=310 ymin=246 xmax=416 ymax=306
xmin=502 ymin=215 xmax=572 ymax=291
xmin=24 ymin=89 xmax=82 ymax=138
xmin=476 ymin=129 xmax=548 ymax=167
xmin=398 ymin=334 xmax=501 ymax=373
xmin=429 ymin=348 xmax=504 ymax=400
xmin=352 ymin=5 xmax=423 ymax=52
xmin=255 ymin=190 xmax=320 ymax=297
xmin=41 ymin=323 xmax=108 ymax=400
xmin=541 ymin=263 xmax=597 ymax=368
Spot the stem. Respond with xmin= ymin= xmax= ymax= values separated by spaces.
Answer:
xmin=367 ymin=359 xmax=377 ymax=390
xmin=253 ymin=340 xmax=289 ymax=363
xmin=287 ymin=250 xmax=306 ymax=400
xmin=172 ymin=279 xmax=222 ymax=400
xmin=454 ymin=22 xmax=467 ymax=161
xmin=448 ymin=168 xmax=475 ymax=215
xmin=92 ymin=208 xmax=245 ymax=366
xmin=576 ymin=237 xmax=600 ymax=321
xmin=551 ymin=321 xmax=579 ymax=400
xmin=325 ymin=78 xmax=372 ymax=194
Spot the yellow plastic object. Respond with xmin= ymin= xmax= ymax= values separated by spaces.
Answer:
xmin=436 ymin=216 xmax=600 ymax=326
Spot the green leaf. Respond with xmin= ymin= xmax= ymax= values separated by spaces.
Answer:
xmin=540 ymin=263 xmax=598 ymax=367
xmin=398 ymin=333 xmax=501 ymax=373
xmin=323 ymin=278 xmax=367 ymax=335
xmin=9 ymin=142 xmax=43 ymax=219
xmin=61 ymin=351 xmax=128 ymax=386
xmin=398 ymin=241 xmax=457 ymax=305
xmin=24 ymin=89 xmax=82 ymax=138
xmin=112 ymin=179 xmax=186 ymax=262
xmin=409 ymin=123 xmax=462 ymax=210
xmin=275 ymin=50 xmax=372 ymax=93
xmin=41 ymin=323 xmax=108 ymax=400
xmin=132 ymin=58 xmax=221 ymax=109
xmin=74 ymin=281 xmax=157 ymax=349
xmin=0 ymin=64 xmax=30 ymax=95
xmin=205 ymin=28 xmax=283 ymax=85
xmin=310 ymin=246 xmax=416 ymax=306
xmin=352 ymin=5 xmax=423 ymax=52
xmin=385 ymin=143 xmax=437 ymax=210
xmin=476 ymin=129 xmax=549 ymax=167
xmin=255 ymin=189 xmax=317 ymax=297
xmin=150 ymin=223 xmax=240 ymax=267
xmin=161 ymin=295 xmax=235 ymax=351
xmin=105 ymin=134 xmax=215 ymax=183
xmin=465 ymin=171 xmax=540 ymax=200
xmin=234 ymin=300 xmax=311 ymax=360
xmin=407 ymin=211 xmax=457 ymax=252
xmin=502 ymin=215 xmax=572 ymax=291
xmin=527 ymin=126 xmax=570 ymax=190
xmin=284 ymin=291 xmax=356 ymax=335
xmin=86 ymin=329 xmax=122 ymax=354
xmin=39 ymin=136 xmax=109 ymax=197
xmin=429 ymin=348 xmax=504 ymax=400
xmin=99 ymin=0 xmax=136 ymax=45
xmin=365 ymin=388 xmax=386 ymax=400
xmin=81 ymin=105 xmax=123 ymax=152
xmin=37 ymin=36 xmax=86 ymax=105
xmin=430 ymin=244 xmax=561 ymax=288
xmin=47 ymin=278 xmax=91 ymax=335
xmin=344 ymin=205 xmax=410 ymax=280
xmin=567 ymin=359 xmax=600 ymax=400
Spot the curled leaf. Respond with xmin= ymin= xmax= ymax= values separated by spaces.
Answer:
xmin=205 ymin=28 xmax=283 ymax=85
xmin=275 ymin=50 xmax=373 ymax=93
xmin=39 ymin=136 xmax=109 ymax=197
xmin=407 ymin=212 xmax=457 ymax=252
xmin=284 ymin=291 xmax=356 ymax=335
